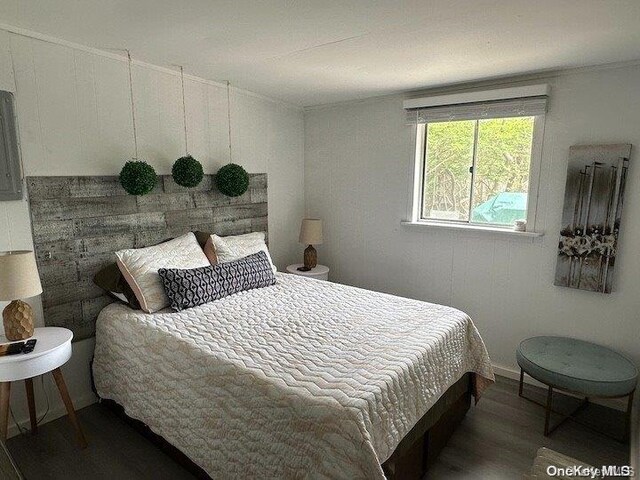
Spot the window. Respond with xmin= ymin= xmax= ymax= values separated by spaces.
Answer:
xmin=405 ymin=86 xmax=547 ymax=232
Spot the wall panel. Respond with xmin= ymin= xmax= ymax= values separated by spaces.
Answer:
xmin=0 ymin=28 xmax=304 ymax=436
xmin=27 ymin=174 xmax=268 ymax=341
xmin=304 ymin=65 xmax=640 ymax=371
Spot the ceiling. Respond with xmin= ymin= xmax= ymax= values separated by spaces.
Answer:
xmin=1 ymin=0 xmax=640 ymax=106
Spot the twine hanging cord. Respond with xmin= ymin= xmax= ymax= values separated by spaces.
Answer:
xmin=125 ymin=51 xmax=228 ymax=163
xmin=227 ymin=80 xmax=232 ymax=163
xmin=179 ymin=65 xmax=189 ymax=156
xmin=125 ymin=49 xmax=139 ymax=160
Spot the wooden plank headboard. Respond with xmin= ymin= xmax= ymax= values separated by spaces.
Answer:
xmin=26 ymin=174 xmax=267 ymax=341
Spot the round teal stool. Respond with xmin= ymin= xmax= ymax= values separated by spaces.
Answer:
xmin=516 ymin=336 xmax=638 ymax=440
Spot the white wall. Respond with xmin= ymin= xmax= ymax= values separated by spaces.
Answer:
xmin=0 ymin=28 xmax=304 ymax=436
xmin=304 ymin=64 xmax=640 ymax=378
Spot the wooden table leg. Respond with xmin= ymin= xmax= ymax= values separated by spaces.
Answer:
xmin=0 ymin=382 xmax=10 ymax=441
xmin=25 ymin=378 xmax=37 ymax=434
xmin=51 ymin=368 xmax=87 ymax=449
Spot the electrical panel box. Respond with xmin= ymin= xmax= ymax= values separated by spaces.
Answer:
xmin=0 ymin=91 xmax=22 ymax=201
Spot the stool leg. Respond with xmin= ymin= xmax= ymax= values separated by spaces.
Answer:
xmin=25 ymin=378 xmax=37 ymax=434
xmin=51 ymin=368 xmax=87 ymax=448
xmin=0 ymin=382 xmax=10 ymax=441
xmin=544 ymin=386 xmax=553 ymax=436
xmin=519 ymin=369 xmax=524 ymax=397
xmin=624 ymin=390 xmax=635 ymax=442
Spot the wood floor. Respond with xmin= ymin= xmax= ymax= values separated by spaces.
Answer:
xmin=6 ymin=376 xmax=629 ymax=479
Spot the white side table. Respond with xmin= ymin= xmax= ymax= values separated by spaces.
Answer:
xmin=0 ymin=327 xmax=87 ymax=448
xmin=286 ymin=264 xmax=330 ymax=281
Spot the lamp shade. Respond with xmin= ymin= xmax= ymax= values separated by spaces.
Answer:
xmin=0 ymin=251 xmax=43 ymax=301
xmin=299 ymin=219 xmax=323 ymax=245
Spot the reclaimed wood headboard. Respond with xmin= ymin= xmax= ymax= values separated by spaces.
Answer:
xmin=26 ymin=174 xmax=267 ymax=341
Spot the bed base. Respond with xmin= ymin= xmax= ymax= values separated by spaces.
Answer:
xmin=100 ymin=399 xmax=212 ymax=480
xmin=381 ymin=373 xmax=472 ymax=480
xmin=100 ymin=373 xmax=472 ymax=480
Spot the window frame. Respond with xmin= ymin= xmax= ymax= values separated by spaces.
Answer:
xmin=408 ymin=113 xmax=546 ymax=234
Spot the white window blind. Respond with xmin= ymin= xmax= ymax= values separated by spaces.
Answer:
xmin=404 ymin=85 xmax=549 ymax=124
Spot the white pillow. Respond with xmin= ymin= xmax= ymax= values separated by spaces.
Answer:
xmin=205 ymin=232 xmax=276 ymax=273
xmin=116 ymin=232 xmax=210 ymax=313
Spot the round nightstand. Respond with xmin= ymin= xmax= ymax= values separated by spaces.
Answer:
xmin=0 ymin=327 xmax=87 ymax=447
xmin=286 ymin=264 xmax=330 ymax=281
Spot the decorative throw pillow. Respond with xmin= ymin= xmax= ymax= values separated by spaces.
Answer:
xmin=93 ymin=262 xmax=141 ymax=309
xmin=93 ymin=231 xmax=212 ymax=310
xmin=204 ymin=231 xmax=276 ymax=272
xmin=159 ymin=251 xmax=276 ymax=311
xmin=115 ymin=232 xmax=211 ymax=313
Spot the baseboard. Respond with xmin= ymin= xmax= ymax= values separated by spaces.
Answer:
xmin=493 ymin=363 xmax=627 ymax=411
xmin=7 ymin=392 xmax=98 ymax=439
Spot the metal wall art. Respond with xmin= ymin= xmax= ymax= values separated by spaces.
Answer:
xmin=555 ymin=144 xmax=631 ymax=293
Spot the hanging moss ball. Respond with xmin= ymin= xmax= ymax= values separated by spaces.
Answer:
xmin=119 ymin=161 xmax=157 ymax=196
xmin=215 ymin=163 xmax=249 ymax=197
xmin=172 ymin=155 xmax=204 ymax=188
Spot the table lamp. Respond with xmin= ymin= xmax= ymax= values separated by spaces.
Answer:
xmin=0 ymin=251 xmax=42 ymax=341
xmin=298 ymin=219 xmax=323 ymax=271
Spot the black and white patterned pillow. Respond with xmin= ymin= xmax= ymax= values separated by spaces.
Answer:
xmin=158 ymin=251 xmax=276 ymax=311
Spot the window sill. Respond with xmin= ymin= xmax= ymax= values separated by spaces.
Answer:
xmin=400 ymin=220 xmax=544 ymax=238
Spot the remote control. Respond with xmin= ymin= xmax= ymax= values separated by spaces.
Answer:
xmin=0 ymin=341 xmax=25 ymax=356
xmin=23 ymin=339 xmax=37 ymax=354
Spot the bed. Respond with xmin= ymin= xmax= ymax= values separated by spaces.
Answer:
xmin=92 ymin=273 xmax=494 ymax=479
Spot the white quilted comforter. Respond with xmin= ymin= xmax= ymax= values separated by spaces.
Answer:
xmin=93 ymin=273 xmax=494 ymax=479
